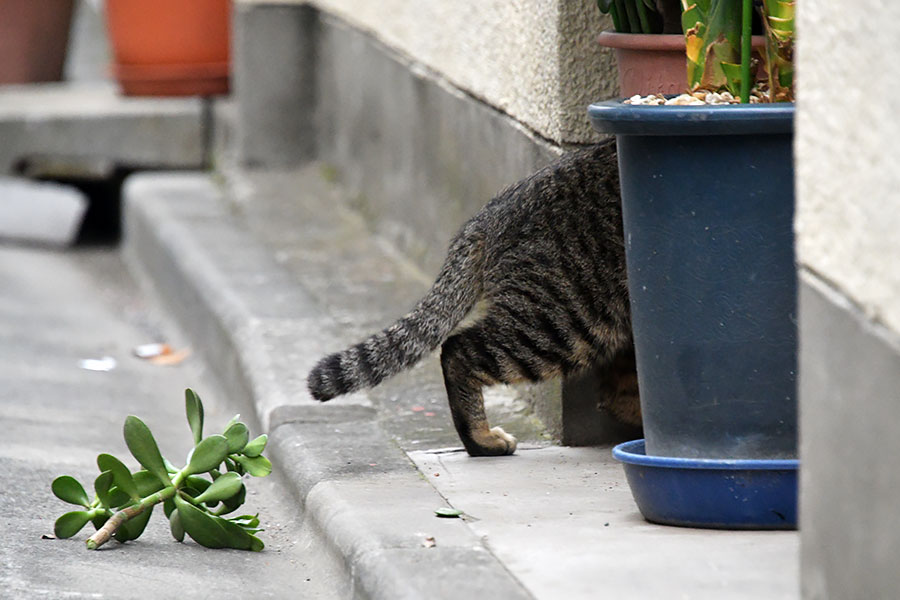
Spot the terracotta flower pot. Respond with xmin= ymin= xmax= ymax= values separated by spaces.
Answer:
xmin=0 ymin=0 xmax=74 ymax=85
xmin=598 ymin=31 xmax=765 ymax=97
xmin=105 ymin=0 xmax=231 ymax=97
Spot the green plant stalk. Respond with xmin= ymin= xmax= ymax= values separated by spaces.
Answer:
xmin=739 ymin=0 xmax=752 ymax=103
xmin=85 ymin=467 xmax=191 ymax=550
xmin=86 ymin=486 xmax=176 ymax=550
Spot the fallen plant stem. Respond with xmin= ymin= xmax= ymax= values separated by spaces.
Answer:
xmin=86 ymin=487 xmax=174 ymax=550
xmin=51 ymin=389 xmax=271 ymax=552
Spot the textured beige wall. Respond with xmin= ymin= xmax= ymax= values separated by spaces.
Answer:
xmin=796 ymin=0 xmax=900 ymax=333
xmin=245 ymin=0 xmax=618 ymax=144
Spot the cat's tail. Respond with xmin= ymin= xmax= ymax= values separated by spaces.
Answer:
xmin=307 ymin=223 xmax=485 ymax=401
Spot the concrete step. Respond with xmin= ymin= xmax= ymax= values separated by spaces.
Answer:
xmin=0 ymin=82 xmax=208 ymax=175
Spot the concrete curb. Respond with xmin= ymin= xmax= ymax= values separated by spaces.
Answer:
xmin=123 ymin=172 xmax=532 ymax=599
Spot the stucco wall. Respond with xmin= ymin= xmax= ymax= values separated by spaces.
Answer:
xmin=796 ymin=1 xmax=900 ymax=333
xmin=242 ymin=0 xmax=617 ymax=144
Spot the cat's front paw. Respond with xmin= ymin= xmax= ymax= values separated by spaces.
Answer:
xmin=466 ymin=426 xmax=517 ymax=456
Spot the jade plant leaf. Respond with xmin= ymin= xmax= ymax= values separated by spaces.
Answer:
xmin=217 ymin=481 xmax=247 ymax=515
xmin=184 ymin=475 xmax=212 ymax=496
xmin=163 ymin=497 xmax=176 ymax=520
xmin=233 ymin=454 xmax=272 ymax=477
xmin=94 ymin=471 xmax=115 ymax=508
xmin=242 ymin=434 xmax=267 ymax=458
xmin=229 ymin=514 xmax=260 ymax=529
xmin=123 ymin=416 xmax=171 ymax=487
xmin=169 ymin=509 xmax=185 ymax=542
xmin=97 ymin=454 xmax=139 ymax=502
xmin=223 ymin=421 xmax=250 ymax=454
xmin=193 ymin=472 xmax=243 ymax=505
xmin=185 ymin=435 xmax=229 ymax=475
xmin=185 ymin=388 xmax=204 ymax=446
xmin=174 ymin=493 xmax=229 ymax=549
xmin=216 ymin=516 xmax=264 ymax=552
xmin=55 ymin=511 xmax=92 ymax=539
xmin=133 ymin=470 xmax=166 ymax=498
xmin=51 ymin=476 xmax=90 ymax=508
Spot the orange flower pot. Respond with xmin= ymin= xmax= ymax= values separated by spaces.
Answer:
xmin=105 ymin=0 xmax=231 ymax=97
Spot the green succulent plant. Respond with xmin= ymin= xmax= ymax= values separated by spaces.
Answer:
xmin=51 ymin=389 xmax=271 ymax=551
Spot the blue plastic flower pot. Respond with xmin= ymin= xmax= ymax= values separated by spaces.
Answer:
xmin=588 ymin=101 xmax=797 ymax=461
xmin=613 ymin=440 xmax=798 ymax=529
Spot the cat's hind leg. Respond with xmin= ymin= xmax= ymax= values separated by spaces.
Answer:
xmin=440 ymin=302 xmax=579 ymax=456
xmin=440 ymin=328 xmax=519 ymax=456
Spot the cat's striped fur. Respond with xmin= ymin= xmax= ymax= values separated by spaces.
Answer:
xmin=307 ymin=140 xmax=639 ymax=456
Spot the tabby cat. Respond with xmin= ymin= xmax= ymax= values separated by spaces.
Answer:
xmin=307 ymin=139 xmax=640 ymax=456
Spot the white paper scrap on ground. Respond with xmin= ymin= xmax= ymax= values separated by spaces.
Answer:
xmin=78 ymin=356 xmax=117 ymax=372
xmin=0 ymin=177 xmax=88 ymax=247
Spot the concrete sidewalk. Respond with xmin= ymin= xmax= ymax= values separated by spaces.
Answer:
xmin=123 ymin=167 xmax=799 ymax=599
xmin=0 ymin=245 xmax=344 ymax=599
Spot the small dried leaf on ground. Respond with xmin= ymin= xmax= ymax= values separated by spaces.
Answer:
xmin=148 ymin=348 xmax=191 ymax=366
xmin=422 ymin=536 xmax=436 ymax=548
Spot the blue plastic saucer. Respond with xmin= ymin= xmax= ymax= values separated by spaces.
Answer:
xmin=612 ymin=439 xmax=798 ymax=530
